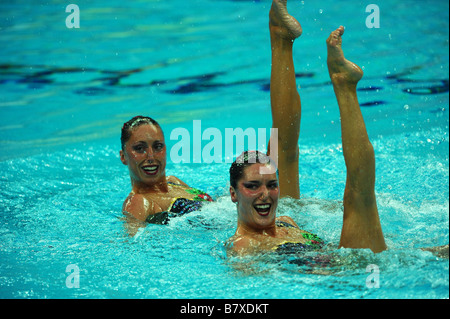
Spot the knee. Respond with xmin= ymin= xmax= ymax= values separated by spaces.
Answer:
xmin=363 ymin=141 xmax=375 ymax=163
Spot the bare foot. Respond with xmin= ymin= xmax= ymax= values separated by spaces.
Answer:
xmin=269 ymin=0 xmax=302 ymax=41
xmin=326 ymin=26 xmax=363 ymax=85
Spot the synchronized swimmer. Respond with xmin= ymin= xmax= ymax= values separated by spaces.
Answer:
xmin=226 ymin=0 xmax=386 ymax=255
xmin=119 ymin=0 xmax=449 ymax=259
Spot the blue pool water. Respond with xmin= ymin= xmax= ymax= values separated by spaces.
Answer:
xmin=0 ymin=0 xmax=448 ymax=299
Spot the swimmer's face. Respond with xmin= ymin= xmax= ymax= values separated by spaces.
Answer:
xmin=120 ymin=124 xmax=167 ymax=186
xmin=230 ymin=163 xmax=279 ymax=230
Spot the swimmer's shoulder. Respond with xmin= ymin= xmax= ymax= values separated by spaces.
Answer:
xmin=226 ymin=235 xmax=258 ymax=257
xmin=122 ymin=193 xmax=163 ymax=222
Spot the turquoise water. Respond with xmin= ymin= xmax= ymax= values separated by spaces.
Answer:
xmin=0 ymin=0 xmax=448 ymax=299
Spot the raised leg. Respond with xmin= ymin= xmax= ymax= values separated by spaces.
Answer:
xmin=327 ymin=26 xmax=386 ymax=253
xmin=268 ymin=0 xmax=302 ymax=199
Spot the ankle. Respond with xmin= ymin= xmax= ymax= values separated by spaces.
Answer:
xmin=331 ymin=73 xmax=360 ymax=88
xmin=270 ymin=30 xmax=295 ymax=48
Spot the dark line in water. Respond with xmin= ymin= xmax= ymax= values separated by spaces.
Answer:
xmin=360 ymin=101 xmax=387 ymax=107
xmin=386 ymin=68 xmax=449 ymax=95
xmin=402 ymin=80 xmax=449 ymax=95
xmin=358 ymin=86 xmax=383 ymax=92
xmin=0 ymin=63 xmax=448 ymax=98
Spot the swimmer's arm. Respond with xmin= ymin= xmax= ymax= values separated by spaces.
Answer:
xmin=122 ymin=213 xmax=146 ymax=237
xmin=421 ymin=245 xmax=449 ymax=259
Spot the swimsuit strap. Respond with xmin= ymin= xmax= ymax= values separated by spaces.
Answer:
xmin=275 ymin=220 xmax=298 ymax=229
